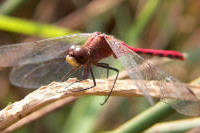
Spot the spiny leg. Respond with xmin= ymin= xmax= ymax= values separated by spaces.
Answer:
xmin=62 ymin=66 xmax=85 ymax=89
xmin=83 ymin=65 xmax=90 ymax=80
xmin=97 ymin=63 xmax=110 ymax=79
xmin=186 ymin=87 xmax=199 ymax=100
xmin=96 ymin=63 xmax=119 ymax=105
xmin=61 ymin=66 xmax=81 ymax=82
xmin=70 ymin=65 xmax=97 ymax=92
xmin=66 ymin=66 xmax=90 ymax=86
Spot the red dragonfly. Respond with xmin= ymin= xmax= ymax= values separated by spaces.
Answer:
xmin=0 ymin=32 xmax=199 ymax=116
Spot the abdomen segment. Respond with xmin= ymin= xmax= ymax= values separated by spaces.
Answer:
xmin=121 ymin=42 xmax=185 ymax=60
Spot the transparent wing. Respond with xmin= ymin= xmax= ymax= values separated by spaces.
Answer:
xmin=0 ymin=33 xmax=92 ymax=67
xmin=106 ymin=36 xmax=200 ymax=116
xmin=9 ymin=58 xmax=83 ymax=89
xmin=9 ymin=58 xmax=111 ymax=89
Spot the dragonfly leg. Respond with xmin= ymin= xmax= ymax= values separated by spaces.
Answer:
xmin=70 ymin=65 xmax=97 ymax=92
xmin=186 ymin=87 xmax=199 ymax=100
xmin=97 ymin=63 xmax=110 ymax=79
xmin=61 ymin=66 xmax=81 ymax=82
xmin=66 ymin=66 xmax=89 ymax=86
xmin=83 ymin=65 xmax=90 ymax=80
xmin=62 ymin=66 xmax=88 ymax=89
xmin=96 ymin=63 xmax=119 ymax=105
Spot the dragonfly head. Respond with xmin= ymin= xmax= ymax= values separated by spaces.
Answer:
xmin=66 ymin=45 xmax=89 ymax=67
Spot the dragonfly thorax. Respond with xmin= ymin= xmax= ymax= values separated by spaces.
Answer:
xmin=66 ymin=45 xmax=89 ymax=67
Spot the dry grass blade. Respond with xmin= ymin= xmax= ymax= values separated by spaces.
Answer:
xmin=1 ymin=71 xmax=129 ymax=132
xmin=144 ymin=117 xmax=200 ymax=133
xmin=2 ymin=97 xmax=77 ymax=133
xmin=0 ymin=78 xmax=200 ymax=131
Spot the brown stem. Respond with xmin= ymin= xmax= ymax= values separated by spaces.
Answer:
xmin=0 ymin=78 xmax=199 ymax=131
xmin=2 ymin=97 xmax=76 ymax=133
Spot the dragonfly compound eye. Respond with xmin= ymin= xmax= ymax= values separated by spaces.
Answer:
xmin=66 ymin=45 xmax=89 ymax=67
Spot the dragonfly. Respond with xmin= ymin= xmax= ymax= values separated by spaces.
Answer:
xmin=0 ymin=32 xmax=199 ymax=116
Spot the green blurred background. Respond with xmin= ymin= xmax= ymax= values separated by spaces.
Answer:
xmin=0 ymin=0 xmax=200 ymax=133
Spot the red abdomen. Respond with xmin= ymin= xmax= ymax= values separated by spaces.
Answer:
xmin=121 ymin=42 xmax=185 ymax=60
